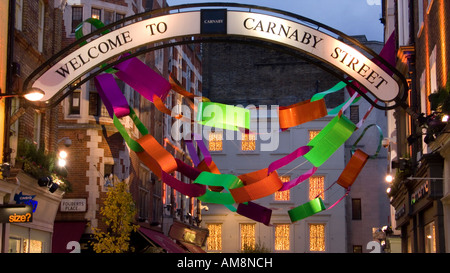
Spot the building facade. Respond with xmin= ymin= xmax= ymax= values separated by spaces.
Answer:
xmin=384 ymin=0 xmax=449 ymax=253
xmin=200 ymin=40 xmax=384 ymax=253
xmin=1 ymin=0 xmax=66 ymax=253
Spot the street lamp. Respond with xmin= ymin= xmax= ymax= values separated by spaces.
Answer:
xmin=56 ymin=137 xmax=72 ymax=167
xmin=0 ymin=87 xmax=45 ymax=101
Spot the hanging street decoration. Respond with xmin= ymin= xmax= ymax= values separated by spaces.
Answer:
xmin=22 ymin=3 xmax=401 ymax=226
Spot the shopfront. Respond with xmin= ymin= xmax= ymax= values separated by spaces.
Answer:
xmin=393 ymin=154 xmax=445 ymax=253
xmin=0 ymin=170 xmax=64 ymax=253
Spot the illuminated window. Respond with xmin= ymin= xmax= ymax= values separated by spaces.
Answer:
xmin=309 ymin=176 xmax=324 ymax=200
xmin=275 ymin=176 xmax=290 ymax=201
xmin=309 ymin=223 xmax=325 ymax=252
xmin=274 ymin=224 xmax=290 ymax=251
xmin=241 ymin=133 xmax=256 ymax=151
xmin=207 ymin=224 xmax=222 ymax=251
xmin=425 ymin=221 xmax=436 ymax=253
xmin=209 ymin=132 xmax=223 ymax=151
xmin=240 ymin=223 xmax=255 ymax=250
xmin=308 ymin=130 xmax=320 ymax=141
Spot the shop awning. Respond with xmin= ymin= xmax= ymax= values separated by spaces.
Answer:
xmin=179 ymin=241 xmax=207 ymax=253
xmin=139 ymin=227 xmax=186 ymax=253
xmin=52 ymin=221 xmax=87 ymax=253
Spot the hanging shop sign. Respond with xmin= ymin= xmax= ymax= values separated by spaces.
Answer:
xmin=14 ymin=192 xmax=38 ymax=213
xmin=411 ymin=180 xmax=430 ymax=205
xmin=0 ymin=204 xmax=33 ymax=223
xmin=28 ymin=8 xmax=402 ymax=106
xmin=60 ymin=198 xmax=87 ymax=212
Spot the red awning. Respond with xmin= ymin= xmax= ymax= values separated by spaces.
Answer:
xmin=52 ymin=221 xmax=87 ymax=253
xmin=139 ymin=227 xmax=186 ymax=253
xmin=179 ymin=241 xmax=207 ymax=253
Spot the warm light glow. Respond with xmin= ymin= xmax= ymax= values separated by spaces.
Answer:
xmin=275 ymin=176 xmax=290 ymax=201
xmin=241 ymin=133 xmax=256 ymax=151
xmin=240 ymin=223 xmax=255 ymax=250
xmin=58 ymin=158 xmax=66 ymax=167
xmin=274 ymin=224 xmax=290 ymax=251
xmin=386 ymin=187 xmax=391 ymax=194
xmin=309 ymin=224 xmax=325 ymax=251
xmin=309 ymin=176 xmax=324 ymax=200
xmin=309 ymin=130 xmax=321 ymax=141
xmin=385 ymin=174 xmax=393 ymax=183
xmin=442 ymin=115 xmax=449 ymax=122
xmin=59 ymin=150 xmax=68 ymax=159
xmin=208 ymin=132 xmax=223 ymax=151
xmin=207 ymin=224 xmax=222 ymax=251
xmin=23 ymin=88 xmax=45 ymax=101
xmin=439 ymin=0 xmax=447 ymax=87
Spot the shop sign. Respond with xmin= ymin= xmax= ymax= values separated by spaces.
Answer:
xmin=30 ymin=10 xmax=400 ymax=105
xmin=411 ymin=180 xmax=429 ymax=205
xmin=14 ymin=192 xmax=38 ymax=213
xmin=395 ymin=204 xmax=406 ymax=220
xmin=60 ymin=199 xmax=87 ymax=212
xmin=0 ymin=205 xmax=33 ymax=223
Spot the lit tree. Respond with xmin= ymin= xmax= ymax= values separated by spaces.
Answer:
xmin=91 ymin=181 xmax=139 ymax=253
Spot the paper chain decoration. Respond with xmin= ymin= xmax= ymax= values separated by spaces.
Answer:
xmin=77 ymin=18 xmax=391 ymax=226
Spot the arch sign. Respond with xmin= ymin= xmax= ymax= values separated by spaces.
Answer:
xmin=23 ymin=4 xmax=406 ymax=225
xmin=27 ymin=4 xmax=405 ymax=108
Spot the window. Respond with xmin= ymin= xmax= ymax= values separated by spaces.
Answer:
xmin=425 ymin=221 xmax=436 ymax=253
xmin=275 ymin=176 xmax=290 ymax=201
xmin=353 ymin=245 xmax=363 ymax=253
xmin=69 ymin=90 xmax=81 ymax=115
xmin=349 ymin=105 xmax=359 ymax=124
xmin=9 ymin=226 xmax=51 ymax=253
xmin=241 ymin=133 xmax=256 ymax=151
xmin=103 ymin=164 xmax=114 ymax=188
xmin=240 ymin=223 xmax=255 ymax=250
xmin=309 ymin=176 xmax=324 ymax=200
xmin=207 ymin=224 xmax=222 ymax=251
xmin=309 ymin=223 xmax=325 ymax=252
xmin=352 ymin=198 xmax=362 ymax=220
xmin=38 ymin=0 xmax=44 ymax=52
xmin=88 ymin=80 xmax=108 ymax=117
xmin=71 ymin=6 xmax=83 ymax=33
xmin=208 ymin=132 xmax=223 ymax=151
xmin=430 ymin=45 xmax=437 ymax=93
xmin=308 ymin=130 xmax=320 ymax=141
xmin=91 ymin=7 xmax=101 ymax=32
xmin=15 ymin=0 xmax=23 ymax=30
xmin=33 ymin=112 xmax=42 ymax=148
xmin=138 ymin=166 xmax=150 ymax=220
xmin=104 ymin=10 xmax=115 ymax=26
xmin=274 ymin=224 xmax=290 ymax=251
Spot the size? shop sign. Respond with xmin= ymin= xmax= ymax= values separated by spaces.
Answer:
xmin=31 ymin=9 xmax=399 ymax=104
xmin=0 ymin=205 xmax=33 ymax=223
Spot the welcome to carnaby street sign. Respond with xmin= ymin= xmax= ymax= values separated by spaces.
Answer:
xmin=24 ymin=3 xmax=407 ymax=110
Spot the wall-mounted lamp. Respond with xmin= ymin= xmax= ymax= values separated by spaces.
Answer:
xmin=0 ymin=88 xmax=45 ymax=101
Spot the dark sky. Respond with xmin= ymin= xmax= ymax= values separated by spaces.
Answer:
xmin=168 ymin=0 xmax=384 ymax=41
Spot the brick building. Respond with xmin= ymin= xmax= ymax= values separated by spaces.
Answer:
xmin=1 ymin=0 xmax=65 ymax=253
xmin=384 ymin=0 xmax=450 ymax=253
xmin=50 ymin=0 xmax=206 ymax=253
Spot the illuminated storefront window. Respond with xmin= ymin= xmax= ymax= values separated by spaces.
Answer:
xmin=208 ymin=132 xmax=223 ymax=151
xmin=275 ymin=176 xmax=290 ymax=201
xmin=309 ymin=223 xmax=325 ymax=252
xmin=309 ymin=176 xmax=324 ymax=200
xmin=240 ymin=223 xmax=255 ymax=250
xmin=206 ymin=224 xmax=222 ymax=251
xmin=274 ymin=224 xmax=290 ymax=251
xmin=425 ymin=221 xmax=436 ymax=253
xmin=241 ymin=133 xmax=256 ymax=151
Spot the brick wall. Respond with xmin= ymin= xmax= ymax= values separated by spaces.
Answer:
xmin=202 ymin=41 xmax=344 ymax=108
